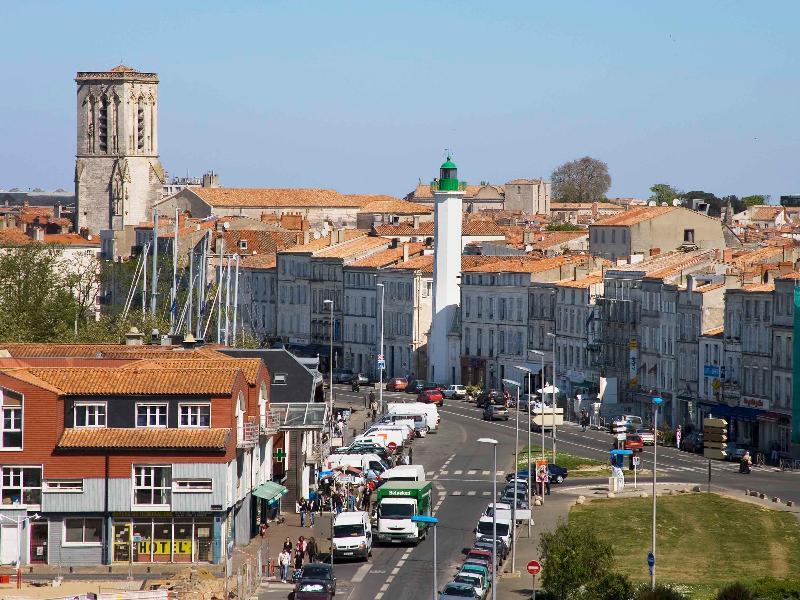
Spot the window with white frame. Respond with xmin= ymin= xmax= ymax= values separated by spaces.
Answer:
xmin=64 ymin=517 xmax=103 ymax=545
xmin=74 ymin=402 xmax=106 ymax=428
xmin=172 ymin=478 xmax=213 ymax=492
xmin=1 ymin=466 xmax=42 ymax=505
xmin=179 ymin=404 xmax=210 ymax=428
xmin=133 ymin=466 xmax=171 ymax=506
xmin=1 ymin=390 xmax=23 ymax=449
xmin=136 ymin=404 xmax=167 ymax=428
xmin=44 ymin=479 xmax=83 ymax=492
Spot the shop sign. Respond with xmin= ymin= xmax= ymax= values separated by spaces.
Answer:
xmin=740 ymin=396 xmax=769 ymax=410
xmin=138 ymin=540 xmax=192 ymax=555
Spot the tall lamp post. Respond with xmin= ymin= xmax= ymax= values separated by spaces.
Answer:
xmin=651 ymin=395 xmax=663 ymax=590
xmin=502 ymin=378 xmax=522 ymax=574
xmin=515 ymin=365 xmax=535 ymax=537
xmin=411 ymin=515 xmax=439 ymax=599
xmin=324 ymin=299 xmax=334 ymax=434
xmin=478 ymin=438 xmax=498 ymax=600
xmin=546 ymin=332 xmax=558 ymax=462
xmin=377 ymin=283 xmax=385 ymax=414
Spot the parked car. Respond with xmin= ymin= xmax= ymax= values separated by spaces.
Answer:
xmin=680 ymin=432 xmax=704 ymax=454
xmin=483 ymin=404 xmax=509 ymax=421
xmin=507 ymin=464 xmax=568 ymax=484
xmin=476 ymin=389 xmax=503 ymax=408
xmin=353 ymin=372 xmax=369 ymax=385
xmin=444 ymin=384 xmax=467 ymax=399
xmin=294 ymin=579 xmax=334 ymax=600
xmin=423 ymin=382 xmax=447 ymax=392
xmin=405 ymin=379 xmax=427 ymax=394
xmin=386 ymin=377 xmax=408 ymax=392
xmin=473 ymin=537 xmax=508 ymax=562
xmin=465 ymin=548 xmax=495 ymax=570
xmin=623 ymin=434 xmax=644 ymax=453
xmin=440 ymin=582 xmax=479 ymax=599
xmin=296 ymin=563 xmax=336 ymax=597
xmin=418 ymin=388 xmax=444 ymax=405
xmin=499 ymin=489 xmax=529 ymax=510
xmin=453 ymin=571 xmax=489 ymax=600
xmin=636 ymin=428 xmax=656 ymax=445
xmin=334 ymin=369 xmax=355 ymax=384
xmin=725 ymin=442 xmax=749 ymax=461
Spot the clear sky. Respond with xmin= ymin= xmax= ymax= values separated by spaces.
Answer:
xmin=1 ymin=1 xmax=798 ymax=201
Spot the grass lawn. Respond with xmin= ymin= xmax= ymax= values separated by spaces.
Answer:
xmin=518 ymin=444 xmax=609 ymax=476
xmin=569 ymin=493 xmax=800 ymax=590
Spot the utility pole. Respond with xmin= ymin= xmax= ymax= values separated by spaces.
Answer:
xmin=142 ymin=243 xmax=148 ymax=316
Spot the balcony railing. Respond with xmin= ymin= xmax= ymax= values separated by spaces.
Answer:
xmin=261 ymin=411 xmax=280 ymax=436
xmin=237 ymin=420 xmax=259 ymax=448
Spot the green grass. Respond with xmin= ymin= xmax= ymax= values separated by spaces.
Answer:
xmin=569 ymin=493 xmax=800 ymax=589
xmin=518 ymin=444 xmax=608 ymax=476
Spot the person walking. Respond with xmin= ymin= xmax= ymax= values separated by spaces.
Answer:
xmin=299 ymin=498 xmax=307 ymax=527
xmin=278 ymin=548 xmax=291 ymax=583
xmin=675 ymin=425 xmax=683 ymax=450
xmin=307 ymin=537 xmax=318 ymax=564
xmin=283 ymin=536 xmax=293 ymax=553
xmin=293 ymin=546 xmax=304 ymax=573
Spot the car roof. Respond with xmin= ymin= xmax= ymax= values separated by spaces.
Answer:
xmin=334 ymin=511 xmax=368 ymax=524
xmin=444 ymin=582 xmax=475 ymax=590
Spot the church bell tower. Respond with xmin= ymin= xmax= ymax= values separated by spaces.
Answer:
xmin=74 ymin=65 xmax=164 ymax=233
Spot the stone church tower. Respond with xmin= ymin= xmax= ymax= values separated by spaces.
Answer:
xmin=74 ymin=65 xmax=164 ymax=233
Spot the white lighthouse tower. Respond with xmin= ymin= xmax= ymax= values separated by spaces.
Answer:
xmin=428 ymin=156 xmax=464 ymax=384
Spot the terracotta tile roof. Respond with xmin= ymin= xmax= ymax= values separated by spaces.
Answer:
xmin=610 ymin=250 xmax=716 ymax=279
xmin=358 ymin=198 xmax=432 ymax=215
xmin=14 ymin=367 xmax=240 ymax=395
xmin=726 ymin=246 xmax=783 ymax=267
xmin=751 ymin=206 xmax=784 ymax=221
xmin=282 ymin=230 xmax=367 ymax=253
xmin=464 ymin=256 xmax=571 ymax=274
xmin=776 ymin=271 xmax=800 ymax=281
xmin=57 ymin=427 xmax=231 ymax=450
xmin=741 ymin=283 xmax=775 ymax=292
xmin=0 ymin=229 xmax=33 ymax=246
xmin=592 ymin=206 xmax=677 ymax=226
xmin=550 ymin=202 xmax=623 ymax=211
xmin=239 ymin=253 xmax=277 ymax=270
xmin=702 ymin=326 xmax=724 ymax=337
xmin=188 ymin=188 xmax=369 ymax=208
xmin=692 ymin=282 xmax=725 ymax=294
xmin=347 ymin=243 xmax=426 ymax=268
xmin=556 ymin=273 xmax=603 ymax=288
xmin=406 ymin=182 xmax=506 ymax=200
xmin=0 ymin=343 xmax=222 ymax=359
xmin=388 ymin=254 xmax=434 ymax=274
xmin=374 ymin=221 xmax=508 ymax=237
xmin=128 ymin=358 xmax=264 ymax=385
xmin=529 ymin=231 xmax=587 ymax=250
xmin=220 ymin=230 xmax=296 ymax=255
xmin=44 ymin=234 xmax=100 ymax=247
xmin=312 ymin=236 xmax=389 ymax=260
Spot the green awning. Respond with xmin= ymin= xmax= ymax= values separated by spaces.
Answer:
xmin=253 ymin=482 xmax=288 ymax=504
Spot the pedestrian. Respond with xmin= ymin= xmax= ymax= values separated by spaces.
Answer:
xmin=297 ymin=536 xmax=307 ymax=558
xmin=259 ymin=523 xmax=267 ymax=538
xmin=362 ymin=486 xmax=372 ymax=512
xmin=307 ymin=537 xmax=318 ymax=564
xmin=675 ymin=425 xmax=682 ymax=450
xmin=283 ymin=536 xmax=293 ymax=553
xmin=347 ymin=490 xmax=356 ymax=511
xmin=278 ymin=548 xmax=291 ymax=583
xmin=294 ymin=547 xmax=304 ymax=572
xmin=299 ymin=498 xmax=307 ymax=527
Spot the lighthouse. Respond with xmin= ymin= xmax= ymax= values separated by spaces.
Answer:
xmin=428 ymin=156 xmax=464 ymax=384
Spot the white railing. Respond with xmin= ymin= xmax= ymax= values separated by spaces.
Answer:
xmin=260 ymin=410 xmax=280 ymax=436
xmin=237 ymin=420 xmax=259 ymax=448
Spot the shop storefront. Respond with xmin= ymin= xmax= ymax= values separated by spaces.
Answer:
xmin=111 ymin=514 xmax=216 ymax=564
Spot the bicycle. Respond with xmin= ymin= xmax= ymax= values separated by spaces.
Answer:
xmin=779 ymin=457 xmax=795 ymax=472
xmin=754 ymin=452 xmax=765 ymax=467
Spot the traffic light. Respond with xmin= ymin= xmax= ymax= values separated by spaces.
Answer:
xmin=703 ymin=417 xmax=728 ymax=460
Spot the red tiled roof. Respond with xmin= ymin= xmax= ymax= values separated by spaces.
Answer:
xmin=126 ymin=358 xmax=264 ymax=385
xmin=463 ymin=256 xmax=572 ymax=274
xmin=282 ymin=230 xmax=367 ymax=253
xmin=556 ymin=273 xmax=603 ymax=288
xmin=44 ymin=234 xmax=100 ymax=247
xmin=592 ymin=206 xmax=677 ymax=226
xmin=57 ymin=427 xmax=230 ymax=450
xmin=751 ymin=206 xmax=784 ymax=221
xmin=188 ymin=188 xmax=370 ymax=208
xmin=348 ymin=243 xmax=425 ymax=268
xmin=311 ymin=236 xmax=389 ymax=260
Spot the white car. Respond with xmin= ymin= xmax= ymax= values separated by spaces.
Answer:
xmin=443 ymin=384 xmax=467 ymax=399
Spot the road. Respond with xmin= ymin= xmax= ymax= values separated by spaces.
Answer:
xmin=259 ymin=386 xmax=799 ymax=599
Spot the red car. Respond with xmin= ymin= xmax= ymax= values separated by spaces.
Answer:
xmin=386 ymin=377 xmax=408 ymax=392
xmin=624 ymin=434 xmax=644 ymax=453
xmin=418 ymin=388 xmax=443 ymax=405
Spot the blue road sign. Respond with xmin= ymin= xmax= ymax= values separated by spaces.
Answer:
xmin=647 ymin=551 xmax=655 ymax=567
xmin=377 ymin=359 xmax=385 ymax=369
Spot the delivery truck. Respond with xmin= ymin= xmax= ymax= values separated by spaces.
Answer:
xmin=374 ymin=480 xmax=432 ymax=545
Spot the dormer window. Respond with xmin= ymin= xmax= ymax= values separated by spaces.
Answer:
xmin=75 ymin=402 xmax=106 ymax=428
xmin=136 ymin=403 xmax=167 ymax=428
xmin=239 ymin=239 xmax=248 ymax=251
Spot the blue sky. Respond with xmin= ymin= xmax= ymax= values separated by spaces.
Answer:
xmin=1 ymin=1 xmax=798 ymax=201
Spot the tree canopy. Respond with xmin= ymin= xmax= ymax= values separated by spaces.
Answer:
xmin=551 ymin=156 xmax=611 ymax=203
xmin=649 ymin=183 xmax=681 ymax=205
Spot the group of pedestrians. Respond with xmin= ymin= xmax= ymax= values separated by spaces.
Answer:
xmin=277 ymin=535 xmax=319 ymax=583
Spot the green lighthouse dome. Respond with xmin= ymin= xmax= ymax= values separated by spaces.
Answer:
xmin=438 ymin=155 xmax=459 ymax=191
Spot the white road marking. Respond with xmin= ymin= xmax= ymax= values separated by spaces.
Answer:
xmin=391 ymin=567 xmax=400 ymax=575
xmin=426 ymin=471 xmax=435 ymax=476
xmin=375 ymin=594 xmax=384 ymax=600
xmin=396 ymin=559 xmax=405 ymax=567
xmin=482 ymin=491 xmax=491 ymax=496
xmin=452 ymin=490 xmax=462 ymax=496
xmin=351 ymin=563 xmax=372 ymax=583
xmin=482 ymin=470 xmax=490 ymax=475
xmin=467 ymin=490 xmax=476 ymax=496
xmin=454 ymin=470 xmax=463 ymax=475
xmin=468 ymin=469 xmax=477 ymax=475
xmin=440 ymin=470 xmax=449 ymax=475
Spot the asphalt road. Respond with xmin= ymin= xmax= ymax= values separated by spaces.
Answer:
xmin=258 ymin=387 xmax=800 ymax=599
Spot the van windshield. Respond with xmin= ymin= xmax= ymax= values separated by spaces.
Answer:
xmin=379 ymin=504 xmax=414 ymax=519
xmin=478 ymin=521 xmax=509 ymax=536
xmin=386 ymin=476 xmax=418 ymax=482
xmin=333 ymin=524 xmax=365 ymax=537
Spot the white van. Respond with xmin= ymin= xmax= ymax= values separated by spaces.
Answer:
xmin=388 ymin=403 xmax=440 ymax=432
xmin=383 ymin=413 xmax=429 ymax=437
xmin=475 ymin=515 xmax=512 ymax=550
xmin=361 ymin=427 xmax=407 ymax=450
xmin=381 ymin=465 xmax=426 ymax=483
xmin=366 ymin=424 xmax=414 ymax=446
xmin=332 ymin=511 xmax=372 ymax=560
xmin=325 ymin=453 xmax=388 ymax=474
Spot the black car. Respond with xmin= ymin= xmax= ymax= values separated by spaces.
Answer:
xmin=296 ymin=563 xmax=336 ymax=596
xmin=405 ymin=379 xmax=427 ymax=394
xmin=506 ymin=464 xmax=569 ymax=484
xmin=680 ymin=432 xmax=704 ymax=454
xmin=476 ymin=389 xmax=503 ymax=408
xmin=473 ymin=537 xmax=509 ymax=562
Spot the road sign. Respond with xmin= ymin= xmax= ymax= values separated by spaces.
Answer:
xmin=535 ymin=459 xmax=549 ymax=483
xmin=615 ymin=433 xmax=627 ymax=441
xmin=703 ymin=365 xmax=720 ymax=377
xmin=527 ymin=560 xmax=541 ymax=575
xmin=703 ymin=417 xmax=728 ymax=460
xmin=378 ymin=354 xmax=384 ymax=361
xmin=377 ymin=359 xmax=386 ymax=369
xmin=387 ymin=441 xmax=397 ymax=452
xmin=647 ymin=551 xmax=655 ymax=567
xmin=632 ymin=455 xmax=640 ymax=468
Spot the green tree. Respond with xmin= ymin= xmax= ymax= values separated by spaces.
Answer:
xmin=649 ymin=184 xmax=681 ymax=205
xmin=546 ymin=223 xmax=584 ymax=232
xmin=539 ymin=520 xmax=615 ymax=599
xmin=741 ymin=194 xmax=767 ymax=207
xmin=715 ymin=582 xmax=753 ymax=600
xmin=551 ymin=156 xmax=612 ymax=203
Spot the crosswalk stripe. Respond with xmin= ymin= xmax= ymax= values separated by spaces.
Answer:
xmin=467 ymin=469 xmax=477 ymax=475
xmin=497 ymin=470 xmax=505 ymax=476
xmin=452 ymin=490 xmax=462 ymax=496
xmin=440 ymin=470 xmax=449 ymax=475
xmin=352 ymin=563 xmax=372 ymax=583
xmin=482 ymin=470 xmax=490 ymax=475
xmin=482 ymin=491 xmax=491 ymax=496
xmin=426 ymin=471 xmax=435 ymax=476
xmin=467 ymin=490 xmax=476 ymax=496
xmin=454 ymin=470 xmax=463 ymax=475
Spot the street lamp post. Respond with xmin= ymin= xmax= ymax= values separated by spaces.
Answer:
xmin=502 ymin=378 xmax=522 ymax=574
xmin=411 ymin=515 xmax=439 ymax=599
xmin=478 ymin=438 xmax=498 ymax=600
xmin=324 ymin=299 xmax=334 ymax=434
xmin=651 ymin=395 xmax=664 ymax=590
xmin=546 ymin=332 xmax=557 ymax=462
xmin=532 ymin=350 xmax=546 ymax=502
xmin=515 ymin=365 xmax=534 ymax=537
xmin=377 ymin=283 xmax=385 ymax=414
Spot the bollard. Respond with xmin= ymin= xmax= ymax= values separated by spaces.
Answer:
xmin=773 ymin=497 xmax=780 ymax=503
xmin=786 ymin=500 xmax=794 ymax=507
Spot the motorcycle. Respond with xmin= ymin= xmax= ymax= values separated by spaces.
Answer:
xmin=739 ymin=461 xmax=752 ymax=474
xmin=351 ymin=381 xmax=360 ymax=392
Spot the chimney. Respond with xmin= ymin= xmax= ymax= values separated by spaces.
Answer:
xmin=32 ymin=227 xmax=44 ymax=242
xmin=592 ymin=202 xmax=599 ymax=221
xmin=182 ymin=333 xmax=197 ymax=349
xmin=55 ymin=203 xmax=62 ymax=219
xmin=390 ymin=238 xmax=399 ymax=249
xmin=402 ymin=242 xmax=410 ymax=262
xmin=178 ymin=212 xmax=187 ymax=229
xmin=303 ymin=230 xmax=311 ymax=245
xmin=125 ymin=327 xmax=145 ymax=346
xmin=412 ymin=215 xmax=420 ymax=229
xmin=687 ymin=275 xmax=694 ymax=293
xmin=650 ymin=247 xmax=661 ymax=257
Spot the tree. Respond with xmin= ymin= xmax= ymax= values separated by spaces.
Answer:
xmin=741 ymin=194 xmax=767 ymax=207
xmin=551 ymin=156 xmax=611 ymax=203
xmin=539 ymin=520 xmax=615 ymax=599
xmin=546 ymin=223 xmax=584 ymax=232
xmin=649 ymin=184 xmax=681 ymax=205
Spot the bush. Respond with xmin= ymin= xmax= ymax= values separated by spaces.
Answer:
xmin=584 ymin=572 xmax=634 ymax=600
xmin=539 ymin=520 xmax=614 ymax=600
xmin=748 ymin=577 xmax=800 ymax=599
xmin=633 ymin=584 xmax=689 ymax=600
xmin=716 ymin=582 xmax=754 ymax=600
